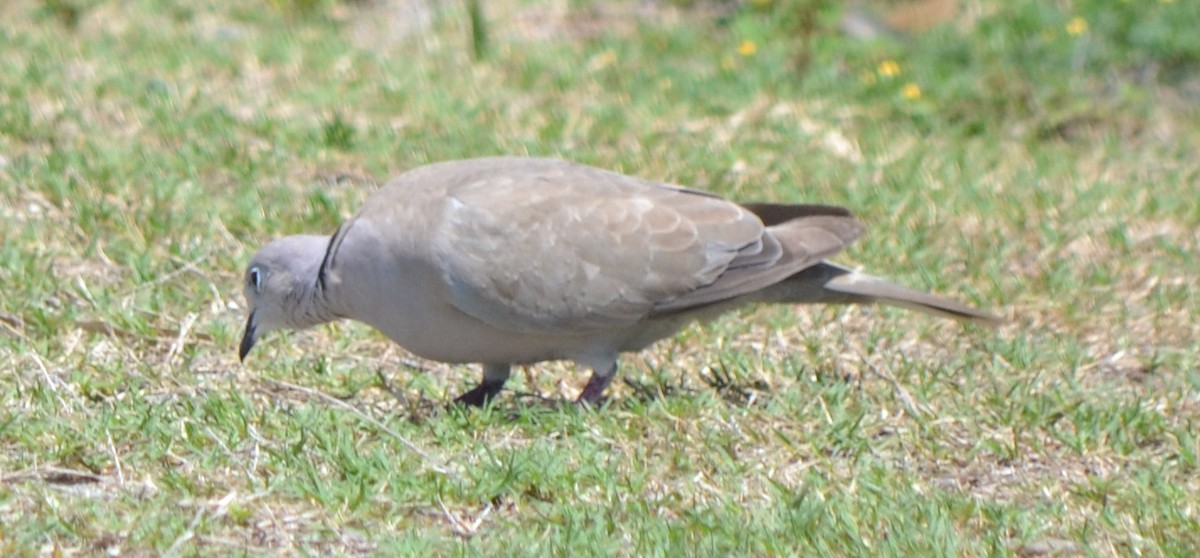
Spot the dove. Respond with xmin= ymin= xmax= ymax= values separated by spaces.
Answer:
xmin=239 ymin=157 xmax=997 ymax=405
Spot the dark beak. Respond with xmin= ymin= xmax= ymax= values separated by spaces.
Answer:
xmin=239 ymin=311 xmax=257 ymax=362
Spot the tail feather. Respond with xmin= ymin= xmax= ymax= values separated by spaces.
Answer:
xmin=762 ymin=262 xmax=1001 ymax=324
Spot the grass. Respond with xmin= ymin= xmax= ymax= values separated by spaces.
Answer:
xmin=1 ymin=0 xmax=1198 ymax=555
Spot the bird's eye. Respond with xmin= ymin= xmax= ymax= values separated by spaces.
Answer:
xmin=248 ymin=267 xmax=263 ymax=291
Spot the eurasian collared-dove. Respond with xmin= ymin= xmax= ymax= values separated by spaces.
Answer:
xmin=239 ymin=157 xmax=998 ymax=405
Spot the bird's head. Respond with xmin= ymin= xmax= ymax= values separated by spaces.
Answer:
xmin=239 ymin=235 xmax=331 ymax=361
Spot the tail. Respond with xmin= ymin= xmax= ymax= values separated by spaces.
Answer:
xmin=759 ymin=262 xmax=1001 ymax=324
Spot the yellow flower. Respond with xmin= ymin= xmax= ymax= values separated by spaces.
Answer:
xmin=737 ymin=40 xmax=758 ymax=57
xmin=901 ymin=83 xmax=922 ymax=100
xmin=1066 ymin=17 xmax=1088 ymax=36
xmin=878 ymin=60 xmax=901 ymax=78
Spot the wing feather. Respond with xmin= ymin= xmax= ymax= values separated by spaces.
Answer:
xmin=426 ymin=159 xmax=762 ymax=333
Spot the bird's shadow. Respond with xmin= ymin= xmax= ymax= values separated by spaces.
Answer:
xmin=623 ymin=363 xmax=772 ymax=409
xmin=696 ymin=363 xmax=774 ymax=408
xmin=373 ymin=364 xmax=773 ymax=424
xmin=372 ymin=371 xmax=577 ymax=423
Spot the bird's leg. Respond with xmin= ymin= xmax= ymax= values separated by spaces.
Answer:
xmin=453 ymin=363 xmax=510 ymax=406
xmin=576 ymin=361 xmax=618 ymax=406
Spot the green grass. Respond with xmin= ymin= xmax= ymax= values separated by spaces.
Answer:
xmin=2 ymin=0 xmax=1198 ymax=555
